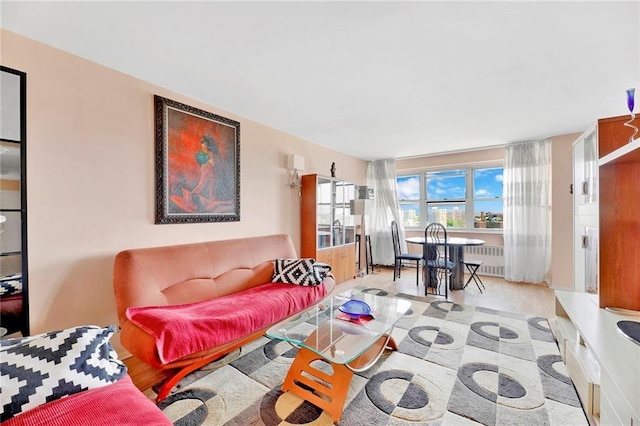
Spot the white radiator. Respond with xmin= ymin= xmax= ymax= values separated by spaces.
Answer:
xmin=464 ymin=245 xmax=505 ymax=277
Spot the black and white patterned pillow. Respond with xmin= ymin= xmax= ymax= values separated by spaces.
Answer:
xmin=0 ymin=273 xmax=22 ymax=297
xmin=0 ymin=325 xmax=127 ymax=421
xmin=272 ymin=258 xmax=332 ymax=286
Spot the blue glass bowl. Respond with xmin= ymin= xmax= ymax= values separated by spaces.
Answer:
xmin=339 ymin=300 xmax=371 ymax=319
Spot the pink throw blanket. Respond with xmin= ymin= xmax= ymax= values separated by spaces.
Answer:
xmin=126 ymin=283 xmax=327 ymax=364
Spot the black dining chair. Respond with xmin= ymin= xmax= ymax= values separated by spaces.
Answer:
xmin=391 ymin=220 xmax=422 ymax=286
xmin=424 ymin=223 xmax=454 ymax=298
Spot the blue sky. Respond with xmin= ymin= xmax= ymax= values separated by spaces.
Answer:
xmin=473 ymin=168 xmax=503 ymax=198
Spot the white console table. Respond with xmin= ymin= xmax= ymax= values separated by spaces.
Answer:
xmin=554 ymin=290 xmax=639 ymax=426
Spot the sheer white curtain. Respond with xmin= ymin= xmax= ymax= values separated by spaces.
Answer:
xmin=366 ymin=159 xmax=405 ymax=266
xmin=503 ymin=139 xmax=552 ymax=283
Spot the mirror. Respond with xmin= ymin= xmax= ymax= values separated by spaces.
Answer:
xmin=0 ymin=66 xmax=29 ymax=337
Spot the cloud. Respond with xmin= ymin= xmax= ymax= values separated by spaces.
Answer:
xmin=475 ymin=189 xmax=491 ymax=197
xmin=449 ymin=186 xmax=465 ymax=197
xmin=397 ymin=176 xmax=420 ymax=199
xmin=495 ymin=174 xmax=503 ymax=182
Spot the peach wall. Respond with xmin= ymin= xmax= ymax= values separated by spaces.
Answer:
xmin=396 ymin=140 xmax=577 ymax=289
xmin=1 ymin=30 xmax=366 ymax=353
xmin=550 ymin=133 xmax=580 ymax=290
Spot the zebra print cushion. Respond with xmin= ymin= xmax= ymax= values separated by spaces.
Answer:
xmin=272 ymin=258 xmax=332 ymax=286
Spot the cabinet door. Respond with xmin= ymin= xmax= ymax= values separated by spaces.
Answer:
xmin=332 ymin=180 xmax=345 ymax=246
xmin=330 ymin=245 xmax=356 ymax=283
xmin=316 ymin=248 xmax=333 ymax=266
xmin=583 ymin=130 xmax=598 ymax=205
xmin=317 ymin=177 xmax=332 ymax=250
xmin=574 ymin=217 xmax=599 ymax=294
xmin=343 ymin=243 xmax=356 ymax=281
xmin=584 ymin=226 xmax=598 ymax=295
xmin=573 ymin=127 xmax=599 ymax=295
xmin=573 ymin=136 xmax=585 ymax=210
xmin=343 ymin=183 xmax=356 ymax=244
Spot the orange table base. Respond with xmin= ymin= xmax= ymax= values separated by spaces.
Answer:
xmin=281 ymin=335 xmax=398 ymax=422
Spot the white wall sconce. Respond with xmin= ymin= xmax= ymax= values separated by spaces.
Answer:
xmin=287 ymin=153 xmax=305 ymax=188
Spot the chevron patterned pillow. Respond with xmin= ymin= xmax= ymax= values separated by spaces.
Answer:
xmin=272 ymin=258 xmax=332 ymax=286
xmin=0 ymin=325 xmax=127 ymax=422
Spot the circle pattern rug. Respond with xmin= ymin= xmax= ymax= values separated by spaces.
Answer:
xmin=158 ymin=287 xmax=587 ymax=425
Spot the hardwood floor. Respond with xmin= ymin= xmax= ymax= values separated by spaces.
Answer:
xmin=124 ymin=266 xmax=556 ymax=392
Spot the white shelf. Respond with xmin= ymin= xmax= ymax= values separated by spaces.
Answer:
xmin=598 ymin=137 xmax=640 ymax=166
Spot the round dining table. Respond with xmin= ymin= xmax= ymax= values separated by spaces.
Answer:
xmin=406 ymin=236 xmax=485 ymax=290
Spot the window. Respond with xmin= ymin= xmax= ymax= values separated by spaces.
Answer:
xmin=473 ymin=167 xmax=503 ymax=229
xmin=397 ymin=165 xmax=503 ymax=231
xmin=426 ymin=169 xmax=466 ymax=229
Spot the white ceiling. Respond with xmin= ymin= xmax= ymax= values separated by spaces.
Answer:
xmin=1 ymin=1 xmax=639 ymax=160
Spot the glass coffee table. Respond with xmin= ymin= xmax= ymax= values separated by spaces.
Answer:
xmin=266 ymin=289 xmax=411 ymax=422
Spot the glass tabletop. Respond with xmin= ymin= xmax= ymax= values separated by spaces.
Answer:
xmin=266 ymin=289 xmax=411 ymax=364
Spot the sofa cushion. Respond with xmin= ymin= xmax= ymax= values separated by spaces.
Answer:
xmin=0 ymin=325 xmax=127 ymax=422
xmin=272 ymin=258 xmax=332 ymax=286
xmin=126 ymin=282 xmax=327 ymax=364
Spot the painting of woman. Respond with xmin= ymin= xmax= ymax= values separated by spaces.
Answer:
xmin=171 ymin=135 xmax=234 ymax=213
xmin=155 ymin=95 xmax=240 ymax=223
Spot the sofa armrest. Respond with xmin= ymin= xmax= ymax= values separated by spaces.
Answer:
xmin=322 ymin=275 xmax=337 ymax=297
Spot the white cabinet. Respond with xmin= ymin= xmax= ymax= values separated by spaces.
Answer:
xmin=554 ymin=291 xmax=640 ymax=426
xmin=572 ymin=127 xmax=599 ymax=294
xmin=560 ymin=115 xmax=640 ymax=426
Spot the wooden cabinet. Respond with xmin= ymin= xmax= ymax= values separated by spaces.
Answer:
xmin=332 ymin=244 xmax=356 ymax=283
xmin=301 ymin=174 xmax=356 ymax=284
xmin=597 ymin=114 xmax=640 ymax=311
xmin=559 ymin=114 xmax=640 ymax=426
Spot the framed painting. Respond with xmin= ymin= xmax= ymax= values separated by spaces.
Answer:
xmin=155 ymin=95 xmax=240 ymax=223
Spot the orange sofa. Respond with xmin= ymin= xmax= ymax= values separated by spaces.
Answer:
xmin=113 ymin=234 xmax=335 ymax=401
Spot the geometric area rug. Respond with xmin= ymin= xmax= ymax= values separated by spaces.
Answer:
xmin=156 ymin=286 xmax=589 ymax=425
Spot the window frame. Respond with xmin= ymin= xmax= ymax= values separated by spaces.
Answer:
xmin=397 ymin=163 xmax=504 ymax=233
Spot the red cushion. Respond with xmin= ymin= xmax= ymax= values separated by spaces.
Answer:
xmin=2 ymin=376 xmax=170 ymax=426
xmin=126 ymin=282 xmax=327 ymax=364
